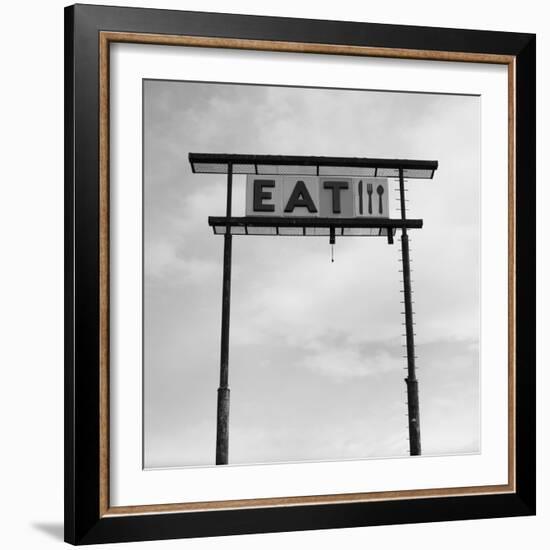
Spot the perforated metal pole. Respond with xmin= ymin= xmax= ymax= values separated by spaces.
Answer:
xmin=216 ymin=162 xmax=233 ymax=465
xmin=398 ymin=168 xmax=421 ymax=456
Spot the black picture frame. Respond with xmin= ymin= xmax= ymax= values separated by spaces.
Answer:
xmin=65 ymin=3 xmax=536 ymax=545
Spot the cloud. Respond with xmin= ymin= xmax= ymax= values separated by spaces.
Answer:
xmin=300 ymin=346 xmax=402 ymax=380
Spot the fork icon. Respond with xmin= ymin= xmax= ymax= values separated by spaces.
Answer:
xmin=366 ymin=182 xmax=373 ymax=214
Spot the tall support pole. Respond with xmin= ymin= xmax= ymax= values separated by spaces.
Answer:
xmin=216 ymin=162 xmax=233 ymax=465
xmin=398 ymin=169 xmax=421 ymax=456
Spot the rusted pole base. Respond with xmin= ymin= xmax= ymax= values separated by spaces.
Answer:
xmin=216 ymin=387 xmax=230 ymax=465
xmin=405 ymin=377 xmax=421 ymax=455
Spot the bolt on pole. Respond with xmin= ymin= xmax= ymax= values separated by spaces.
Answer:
xmin=398 ymin=168 xmax=421 ymax=456
xmin=216 ymin=162 xmax=233 ymax=465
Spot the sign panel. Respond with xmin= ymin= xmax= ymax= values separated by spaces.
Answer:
xmin=245 ymin=176 xmax=283 ymax=215
xmin=353 ymin=177 xmax=389 ymax=218
xmin=282 ymin=176 xmax=319 ymax=217
xmin=246 ymin=175 xmax=389 ymax=218
xmin=319 ymin=177 xmax=354 ymax=217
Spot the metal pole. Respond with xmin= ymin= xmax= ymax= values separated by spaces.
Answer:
xmin=216 ymin=162 xmax=233 ymax=465
xmin=398 ymin=168 xmax=421 ymax=456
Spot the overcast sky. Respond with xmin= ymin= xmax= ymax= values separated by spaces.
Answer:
xmin=143 ymin=79 xmax=480 ymax=468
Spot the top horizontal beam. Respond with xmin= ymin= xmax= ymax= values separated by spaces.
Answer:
xmin=189 ymin=153 xmax=438 ymax=179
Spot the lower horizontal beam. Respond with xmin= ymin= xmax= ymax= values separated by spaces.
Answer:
xmin=208 ymin=216 xmax=423 ymax=229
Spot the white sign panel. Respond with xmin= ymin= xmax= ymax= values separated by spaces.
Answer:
xmin=245 ymin=175 xmax=389 ymax=218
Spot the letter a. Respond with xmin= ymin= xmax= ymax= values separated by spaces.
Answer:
xmin=284 ymin=180 xmax=318 ymax=213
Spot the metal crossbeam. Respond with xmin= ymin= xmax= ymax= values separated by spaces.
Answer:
xmin=190 ymin=152 xmax=438 ymax=179
xmin=208 ymin=216 xmax=423 ymax=230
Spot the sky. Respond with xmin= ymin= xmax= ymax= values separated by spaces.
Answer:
xmin=143 ymin=79 xmax=481 ymax=468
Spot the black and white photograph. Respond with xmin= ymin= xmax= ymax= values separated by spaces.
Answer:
xmin=143 ymin=79 xmax=480 ymax=469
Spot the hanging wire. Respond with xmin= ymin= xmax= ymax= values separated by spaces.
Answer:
xmin=329 ymin=227 xmax=336 ymax=263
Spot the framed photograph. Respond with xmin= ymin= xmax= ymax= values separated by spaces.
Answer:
xmin=64 ymin=3 xmax=536 ymax=545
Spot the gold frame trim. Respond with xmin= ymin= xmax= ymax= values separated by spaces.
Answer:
xmin=98 ymin=31 xmax=516 ymax=517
